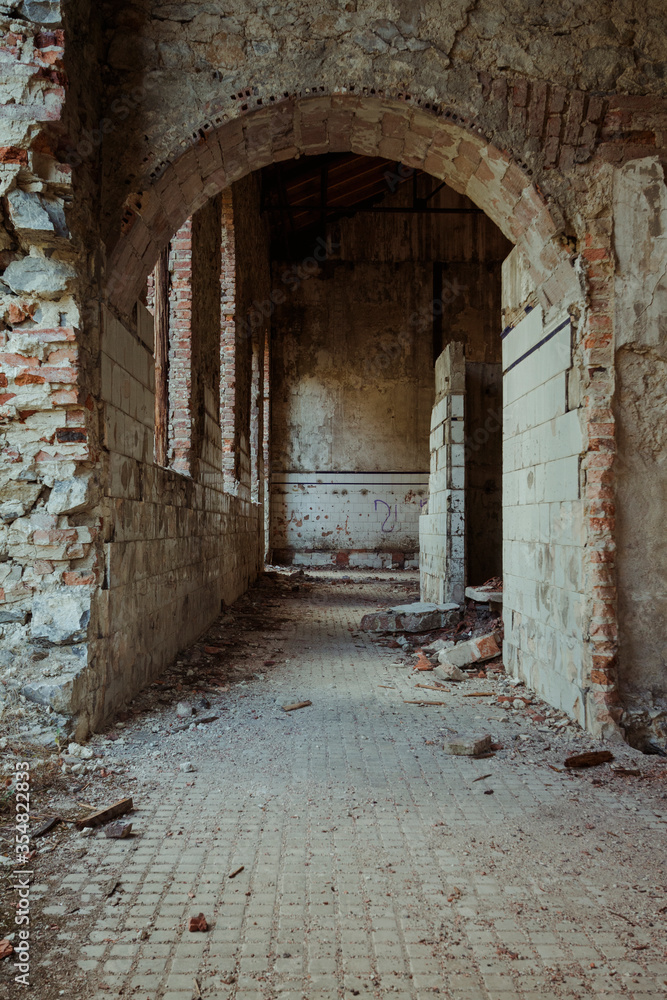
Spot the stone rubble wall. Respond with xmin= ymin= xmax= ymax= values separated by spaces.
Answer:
xmin=0 ymin=2 xmax=102 ymax=720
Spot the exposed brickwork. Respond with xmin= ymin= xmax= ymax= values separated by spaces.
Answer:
xmin=220 ymin=188 xmax=238 ymax=494
xmin=579 ymin=198 xmax=622 ymax=736
xmin=2 ymin=7 xmax=666 ymax=741
xmin=167 ymin=218 xmax=193 ymax=475
xmin=107 ymin=97 xmax=571 ymax=319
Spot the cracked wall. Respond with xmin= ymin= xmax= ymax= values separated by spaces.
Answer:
xmin=614 ymin=156 xmax=667 ymax=745
xmin=269 ymin=168 xmax=508 ymax=568
xmin=1 ymin=1 xmax=667 ymax=740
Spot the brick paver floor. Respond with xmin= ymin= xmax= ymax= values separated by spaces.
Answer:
xmin=32 ymin=573 xmax=667 ymax=998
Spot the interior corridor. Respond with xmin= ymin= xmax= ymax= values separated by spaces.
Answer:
xmin=29 ymin=573 xmax=667 ymax=1000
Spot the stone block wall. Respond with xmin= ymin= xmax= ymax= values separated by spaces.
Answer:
xmin=420 ymin=344 xmax=466 ymax=605
xmin=83 ymin=302 xmax=262 ymax=731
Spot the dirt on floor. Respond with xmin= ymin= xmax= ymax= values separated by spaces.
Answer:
xmin=1 ymin=570 xmax=666 ymax=1000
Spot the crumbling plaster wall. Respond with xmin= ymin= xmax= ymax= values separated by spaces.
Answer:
xmin=98 ymin=0 xmax=667 ymax=251
xmin=614 ymin=156 xmax=667 ymax=744
xmin=232 ymin=173 xmax=270 ymax=504
xmin=0 ymin=0 xmax=107 ymax=722
xmin=270 ymin=176 xmax=507 ymax=566
xmin=2 ymin=1 xmax=666 ymax=737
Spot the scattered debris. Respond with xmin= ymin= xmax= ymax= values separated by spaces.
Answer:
xmin=188 ymin=913 xmax=208 ymax=932
xmin=472 ymin=773 xmax=492 ymax=783
xmin=422 ymin=638 xmax=455 ymax=653
xmin=197 ymin=714 xmax=220 ymax=725
xmin=104 ymin=879 xmax=121 ymax=898
xmin=415 ymin=682 xmax=447 ymax=692
xmin=435 ymin=660 xmax=466 ymax=682
xmin=282 ymin=700 xmax=312 ymax=712
xmin=465 ymin=582 xmax=503 ymax=611
xmin=76 ymin=797 xmax=133 ymax=830
xmin=564 ymin=751 xmax=614 ymax=769
xmin=403 ymin=699 xmax=447 ymax=706
xmin=104 ymin=822 xmax=132 ymax=839
xmin=67 ymin=742 xmax=95 ymax=759
xmin=437 ymin=631 xmax=501 ymax=669
xmin=463 ymin=691 xmax=495 ymax=698
xmin=611 ymin=765 xmax=641 ymax=777
xmin=483 ymin=788 xmax=494 ymax=795
xmin=194 ymin=978 xmax=202 ymax=999
xmin=413 ymin=650 xmax=434 ymax=671
xmin=180 ymin=761 xmax=196 ymax=772
xmin=229 ymin=865 xmax=244 ymax=879
xmin=32 ymin=816 xmax=61 ymax=838
xmin=443 ymin=733 xmax=493 ymax=756
xmin=176 ymin=702 xmax=193 ymax=718
xmin=0 ymin=940 xmax=13 ymax=960
xmin=360 ymin=602 xmax=460 ymax=633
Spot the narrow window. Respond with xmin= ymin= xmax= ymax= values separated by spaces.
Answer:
xmin=153 ymin=246 xmax=170 ymax=467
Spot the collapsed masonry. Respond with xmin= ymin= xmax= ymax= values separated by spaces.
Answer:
xmin=0 ymin=2 xmax=666 ymax=749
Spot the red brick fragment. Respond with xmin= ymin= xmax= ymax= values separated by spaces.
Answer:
xmin=188 ymin=913 xmax=208 ymax=932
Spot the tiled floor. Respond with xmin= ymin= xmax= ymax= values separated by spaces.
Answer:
xmin=36 ymin=575 xmax=667 ymax=998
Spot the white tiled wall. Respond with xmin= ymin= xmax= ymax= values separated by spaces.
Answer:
xmin=420 ymin=346 xmax=466 ymax=604
xmin=502 ymin=305 xmax=588 ymax=722
xmin=270 ymin=471 xmax=428 ymax=566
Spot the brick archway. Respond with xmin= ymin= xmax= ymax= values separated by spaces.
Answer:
xmin=105 ymin=95 xmax=578 ymax=317
xmin=99 ymin=92 xmax=622 ymax=740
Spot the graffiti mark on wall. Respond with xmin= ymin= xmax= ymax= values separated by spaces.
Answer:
xmin=374 ymin=499 xmax=398 ymax=533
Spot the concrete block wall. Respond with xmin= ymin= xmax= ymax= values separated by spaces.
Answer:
xmin=501 ymin=299 xmax=588 ymax=723
xmin=83 ymin=301 xmax=263 ymax=730
xmin=271 ymin=471 xmax=427 ymax=568
xmin=420 ymin=344 xmax=466 ymax=604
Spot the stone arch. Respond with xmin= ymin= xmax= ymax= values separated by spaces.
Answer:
xmin=105 ymin=95 xmax=579 ymax=317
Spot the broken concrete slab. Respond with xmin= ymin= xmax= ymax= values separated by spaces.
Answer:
xmin=465 ymin=585 xmax=503 ymax=605
xmin=422 ymin=638 xmax=455 ymax=653
xmin=361 ymin=602 xmax=460 ymax=633
xmin=443 ymin=733 xmax=493 ymax=756
xmin=436 ymin=661 xmax=466 ymax=682
xmin=437 ymin=631 xmax=501 ymax=669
